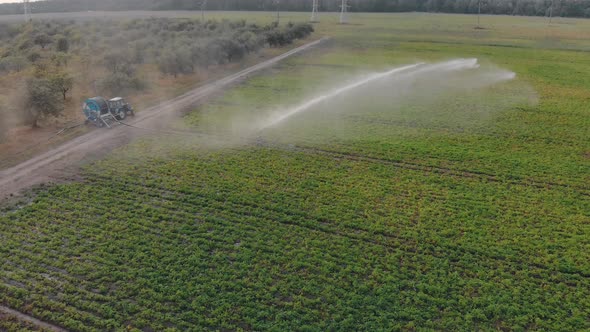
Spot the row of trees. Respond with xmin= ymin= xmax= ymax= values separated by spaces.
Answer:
xmin=97 ymin=19 xmax=312 ymax=85
xmin=0 ymin=18 xmax=313 ymax=130
xmin=158 ymin=21 xmax=314 ymax=76
xmin=0 ymin=0 xmax=589 ymax=18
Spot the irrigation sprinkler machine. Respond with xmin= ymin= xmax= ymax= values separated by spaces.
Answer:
xmin=83 ymin=97 xmax=135 ymax=128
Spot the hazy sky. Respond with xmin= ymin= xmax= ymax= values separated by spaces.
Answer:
xmin=0 ymin=0 xmax=37 ymax=3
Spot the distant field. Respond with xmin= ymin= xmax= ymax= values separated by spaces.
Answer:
xmin=1 ymin=12 xmax=589 ymax=331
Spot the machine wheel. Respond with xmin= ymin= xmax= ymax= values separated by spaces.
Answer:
xmin=117 ymin=109 xmax=127 ymax=121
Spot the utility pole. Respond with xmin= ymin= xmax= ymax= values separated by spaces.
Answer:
xmin=549 ymin=0 xmax=555 ymax=24
xmin=311 ymin=0 xmax=319 ymax=23
xmin=23 ymin=0 xmax=31 ymax=22
xmin=477 ymin=0 xmax=481 ymax=28
xmin=340 ymin=0 xmax=349 ymax=24
xmin=275 ymin=0 xmax=280 ymax=25
xmin=201 ymin=0 xmax=208 ymax=21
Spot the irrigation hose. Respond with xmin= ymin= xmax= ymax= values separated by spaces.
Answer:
xmin=11 ymin=121 xmax=87 ymax=157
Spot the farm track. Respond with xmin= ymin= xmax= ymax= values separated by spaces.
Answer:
xmin=0 ymin=38 xmax=328 ymax=202
xmin=0 ymin=305 xmax=67 ymax=331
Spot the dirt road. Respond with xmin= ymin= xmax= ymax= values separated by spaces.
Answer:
xmin=0 ymin=38 xmax=327 ymax=202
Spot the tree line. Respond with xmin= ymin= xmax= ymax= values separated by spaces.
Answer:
xmin=0 ymin=0 xmax=589 ymax=18
xmin=0 ymin=18 xmax=313 ymax=131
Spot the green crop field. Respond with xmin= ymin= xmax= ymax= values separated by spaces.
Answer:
xmin=1 ymin=12 xmax=589 ymax=331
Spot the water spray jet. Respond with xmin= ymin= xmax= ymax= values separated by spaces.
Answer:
xmin=259 ymin=63 xmax=425 ymax=130
xmin=258 ymin=58 xmax=494 ymax=131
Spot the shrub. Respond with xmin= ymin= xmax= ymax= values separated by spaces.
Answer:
xmin=56 ymin=36 xmax=70 ymax=53
xmin=0 ymin=56 xmax=27 ymax=73
xmin=27 ymin=51 xmax=41 ymax=63
xmin=157 ymin=48 xmax=193 ymax=77
xmin=25 ymin=77 xmax=64 ymax=128
xmin=104 ymin=51 xmax=132 ymax=74
xmin=98 ymin=71 xmax=145 ymax=96
xmin=216 ymin=37 xmax=247 ymax=62
xmin=266 ymin=23 xmax=314 ymax=47
xmin=266 ymin=30 xmax=290 ymax=47
xmin=50 ymin=52 xmax=70 ymax=67
xmin=49 ymin=71 xmax=74 ymax=100
xmin=288 ymin=23 xmax=315 ymax=39
xmin=234 ymin=31 xmax=265 ymax=53
xmin=33 ymin=33 xmax=52 ymax=49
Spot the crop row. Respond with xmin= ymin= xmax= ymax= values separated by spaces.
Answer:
xmin=88 ymin=145 xmax=590 ymax=271
xmin=187 ymin=43 xmax=590 ymax=191
xmin=2 ymin=187 xmax=589 ymax=331
xmin=1 ymin=145 xmax=589 ymax=331
xmin=80 ymin=172 xmax=589 ymax=277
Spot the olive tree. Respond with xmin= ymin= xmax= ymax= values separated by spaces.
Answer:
xmin=0 ymin=56 xmax=27 ymax=73
xmin=50 ymin=52 xmax=71 ymax=67
xmin=56 ymin=36 xmax=70 ymax=53
xmin=50 ymin=71 xmax=74 ymax=100
xmin=25 ymin=77 xmax=64 ymax=128
xmin=104 ymin=51 xmax=131 ymax=74
xmin=157 ymin=47 xmax=193 ymax=77
xmin=98 ymin=71 xmax=145 ymax=96
xmin=33 ymin=33 xmax=52 ymax=49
